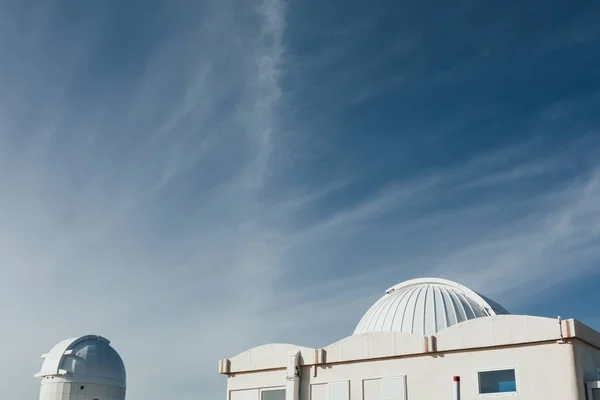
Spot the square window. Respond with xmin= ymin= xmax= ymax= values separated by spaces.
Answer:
xmin=478 ymin=369 xmax=517 ymax=394
xmin=80 ymin=386 xmax=85 ymax=390
xmin=261 ymin=389 xmax=285 ymax=400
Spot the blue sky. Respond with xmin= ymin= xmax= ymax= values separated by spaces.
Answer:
xmin=1 ymin=0 xmax=600 ymax=399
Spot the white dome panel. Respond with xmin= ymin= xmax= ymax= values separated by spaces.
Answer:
xmin=353 ymin=278 xmax=509 ymax=336
xmin=35 ymin=335 xmax=126 ymax=389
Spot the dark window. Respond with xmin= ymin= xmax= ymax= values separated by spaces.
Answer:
xmin=478 ymin=369 xmax=517 ymax=394
xmin=80 ymin=386 xmax=85 ymax=390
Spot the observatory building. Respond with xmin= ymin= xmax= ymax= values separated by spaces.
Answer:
xmin=35 ymin=335 xmax=126 ymax=400
xmin=218 ymin=278 xmax=600 ymax=400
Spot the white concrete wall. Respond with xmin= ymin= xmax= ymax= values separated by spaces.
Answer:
xmin=569 ymin=320 xmax=600 ymax=400
xmin=228 ymin=342 xmax=581 ymax=400
xmin=224 ymin=316 xmax=568 ymax=373
xmin=573 ymin=320 xmax=600 ymax=351
xmin=39 ymin=382 xmax=125 ymax=400
xmin=229 ymin=369 xmax=288 ymax=392
xmin=306 ymin=342 xmax=577 ymax=400
xmin=230 ymin=388 xmax=259 ymax=400
xmin=573 ymin=341 xmax=600 ymax=400
xmin=574 ymin=341 xmax=600 ymax=382
xmin=324 ymin=332 xmax=424 ymax=363
xmin=435 ymin=315 xmax=562 ymax=350
xmin=227 ymin=344 xmax=318 ymax=373
xmin=223 ymin=316 xmax=600 ymax=400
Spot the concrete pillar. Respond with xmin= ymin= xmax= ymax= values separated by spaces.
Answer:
xmin=286 ymin=352 xmax=300 ymax=400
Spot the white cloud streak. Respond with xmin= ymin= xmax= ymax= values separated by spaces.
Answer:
xmin=1 ymin=1 xmax=600 ymax=400
xmin=0 ymin=0 xmax=289 ymax=399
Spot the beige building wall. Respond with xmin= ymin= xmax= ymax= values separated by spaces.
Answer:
xmin=228 ymin=342 xmax=579 ymax=399
xmin=39 ymin=382 xmax=126 ymax=400
xmin=304 ymin=342 xmax=577 ymax=399
xmin=574 ymin=341 xmax=600 ymax=400
xmin=223 ymin=316 xmax=600 ymax=400
xmin=570 ymin=319 xmax=600 ymax=400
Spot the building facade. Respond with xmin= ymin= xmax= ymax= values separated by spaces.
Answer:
xmin=35 ymin=335 xmax=126 ymax=400
xmin=219 ymin=278 xmax=600 ymax=400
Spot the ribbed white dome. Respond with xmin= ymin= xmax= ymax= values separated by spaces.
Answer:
xmin=354 ymin=278 xmax=509 ymax=336
xmin=35 ymin=335 xmax=126 ymax=388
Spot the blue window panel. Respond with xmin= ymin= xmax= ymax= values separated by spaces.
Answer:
xmin=478 ymin=369 xmax=517 ymax=394
xmin=498 ymin=381 xmax=517 ymax=392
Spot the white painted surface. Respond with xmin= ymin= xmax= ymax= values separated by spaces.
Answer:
xmin=381 ymin=376 xmax=406 ymax=400
xmin=286 ymin=352 xmax=300 ymax=400
xmin=221 ymin=279 xmax=600 ymax=400
xmin=310 ymin=384 xmax=327 ymax=400
xmin=36 ymin=335 xmax=126 ymax=400
xmin=228 ymin=343 xmax=318 ymax=373
xmin=353 ymin=278 xmax=509 ymax=336
xmin=362 ymin=379 xmax=381 ymax=400
xmin=231 ymin=389 xmax=259 ymax=400
xmin=574 ymin=341 xmax=600 ymax=399
xmin=327 ymin=381 xmax=349 ymax=400
xmin=228 ymin=342 xmax=580 ymax=400
xmin=39 ymin=382 xmax=125 ymax=400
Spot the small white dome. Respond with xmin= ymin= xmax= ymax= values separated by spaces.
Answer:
xmin=353 ymin=278 xmax=509 ymax=336
xmin=35 ymin=335 xmax=126 ymax=388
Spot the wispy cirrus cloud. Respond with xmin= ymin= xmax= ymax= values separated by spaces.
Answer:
xmin=2 ymin=0 xmax=600 ymax=400
xmin=0 ymin=0 xmax=291 ymax=399
xmin=259 ymin=136 xmax=600 ymax=347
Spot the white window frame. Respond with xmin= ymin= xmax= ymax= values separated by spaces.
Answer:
xmin=361 ymin=378 xmax=379 ymax=400
xmin=475 ymin=366 xmax=519 ymax=397
xmin=259 ymin=386 xmax=286 ymax=400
